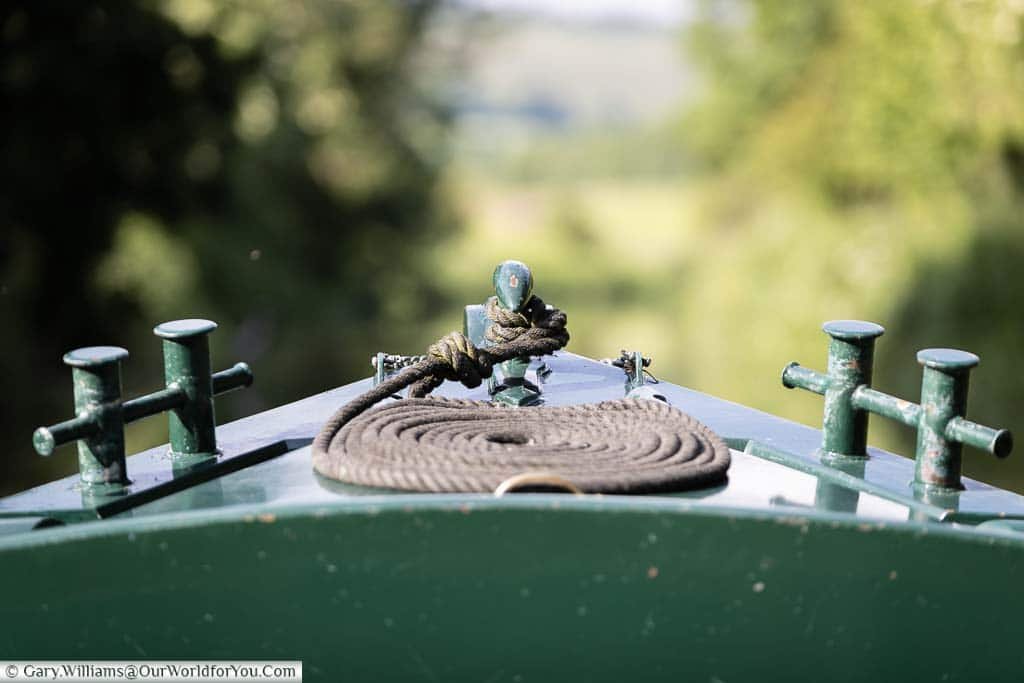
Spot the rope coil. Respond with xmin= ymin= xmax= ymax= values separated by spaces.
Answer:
xmin=312 ymin=295 xmax=731 ymax=493
xmin=314 ymin=397 xmax=731 ymax=493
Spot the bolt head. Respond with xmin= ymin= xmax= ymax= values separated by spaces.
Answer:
xmin=154 ymin=319 xmax=218 ymax=340
xmin=822 ymin=320 xmax=885 ymax=341
xmin=33 ymin=427 xmax=55 ymax=456
xmin=492 ymin=260 xmax=533 ymax=312
xmin=62 ymin=346 xmax=129 ymax=368
xmin=917 ymin=348 xmax=980 ymax=371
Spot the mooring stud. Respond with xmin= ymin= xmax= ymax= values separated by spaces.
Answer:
xmin=820 ymin=320 xmax=885 ymax=458
xmin=33 ymin=320 xmax=253 ymax=492
xmin=154 ymin=319 xmax=252 ymax=460
xmin=914 ymin=349 xmax=1010 ymax=489
xmin=33 ymin=346 xmax=131 ymax=489
xmin=463 ymin=260 xmax=543 ymax=406
xmin=782 ymin=320 xmax=884 ymax=458
xmin=782 ymin=322 xmax=1012 ymax=489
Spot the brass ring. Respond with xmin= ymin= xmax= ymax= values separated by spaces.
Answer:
xmin=493 ymin=471 xmax=583 ymax=496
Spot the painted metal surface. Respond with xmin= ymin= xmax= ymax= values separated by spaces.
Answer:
xmin=6 ymin=351 xmax=1024 ymax=524
xmin=9 ymin=256 xmax=1024 ymax=679
xmin=492 ymin=259 xmax=533 ymax=312
xmin=464 ymin=260 xmax=542 ymax=406
xmin=783 ymin=320 xmax=884 ymax=458
xmin=5 ymin=344 xmax=1024 ymax=678
xmin=30 ymin=319 xmax=253 ymax=497
xmin=154 ymin=319 xmax=252 ymax=462
xmin=34 ymin=346 xmax=131 ymax=491
xmin=1 ymin=499 xmax=1023 ymax=681
xmin=118 ymin=442 xmax=911 ymax=521
xmin=783 ymin=321 xmax=1012 ymax=490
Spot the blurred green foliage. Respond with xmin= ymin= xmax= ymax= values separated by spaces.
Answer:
xmin=5 ymin=0 xmax=1024 ymax=499
xmin=676 ymin=0 xmax=1024 ymax=488
xmin=436 ymin=0 xmax=1024 ymax=491
xmin=0 ymin=0 xmax=451 ymax=494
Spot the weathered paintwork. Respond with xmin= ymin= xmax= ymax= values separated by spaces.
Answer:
xmin=33 ymin=346 xmax=132 ymax=491
xmin=783 ymin=321 xmax=1011 ymax=490
xmin=5 ymin=345 xmax=1024 ymax=679
xmin=783 ymin=320 xmax=884 ymax=458
xmin=464 ymin=260 xmax=541 ymax=406
xmin=491 ymin=259 xmax=533 ymax=313
xmin=31 ymin=319 xmax=253 ymax=494
xmin=914 ymin=349 xmax=1010 ymax=489
xmin=2 ymin=497 xmax=1024 ymax=681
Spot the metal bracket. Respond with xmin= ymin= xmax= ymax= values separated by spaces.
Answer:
xmin=371 ymin=352 xmax=426 ymax=387
xmin=602 ymin=350 xmax=666 ymax=403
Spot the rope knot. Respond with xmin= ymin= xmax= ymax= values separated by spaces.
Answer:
xmin=484 ymin=296 xmax=532 ymax=343
xmin=313 ymin=297 xmax=570 ymax=429
xmin=426 ymin=331 xmax=492 ymax=388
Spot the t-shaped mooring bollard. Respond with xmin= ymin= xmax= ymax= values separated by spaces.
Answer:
xmin=33 ymin=319 xmax=254 ymax=491
xmin=33 ymin=346 xmax=132 ymax=489
xmin=782 ymin=320 xmax=1012 ymax=489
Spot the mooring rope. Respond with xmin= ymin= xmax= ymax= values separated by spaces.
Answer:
xmin=312 ymin=295 xmax=731 ymax=493
xmin=314 ymin=397 xmax=730 ymax=493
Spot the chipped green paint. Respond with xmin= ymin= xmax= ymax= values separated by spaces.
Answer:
xmin=492 ymin=259 xmax=533 ymax=313
xmin=782 ymin=320 xmax=884 ymax=458
xmin=912 ymin=349 xmax=1009 ymax=489
xmin=465 ymin=260 xmax=542 ymax=406
xmin=51 ymin=347 xmax=130 ymax=491
xmin=783 ymin=323 xmax=1013 ymax=490
xmin=33 ymin=320 xmax=253 ymax=489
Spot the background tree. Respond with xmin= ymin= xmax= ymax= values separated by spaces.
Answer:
xmin=677 ymin=0 xmax=1024 ymax=488
xmin=0 ymin=0 xmax=452 ymax=494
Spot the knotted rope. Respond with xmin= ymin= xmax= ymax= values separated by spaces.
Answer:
xmin=313 ymin=296 xmax=731 ymax=493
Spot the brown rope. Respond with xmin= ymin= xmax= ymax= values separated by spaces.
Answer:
xmin=313 ymin=397 xmax=731 ymax=493
xmin=312 ymin=295 xmax=731 ymax=492
xmin=313 ymin=295 xmax=568 ymax=456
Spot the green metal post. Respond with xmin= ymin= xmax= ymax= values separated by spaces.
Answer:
xmin=34 ymin=320 xmax=253 ymax=494
xmin=913 ymin=349 xmax=1006 ymax=490
xmin=34 ymin=347 xmax=131 ymax=489
xmin=154 ymin=319 xmax=220 ymax=460
xmin=783 ymin=321 xmax=884 ymax=458
xmin=820 ymin=321 xmax=884 ymax=458
xmin=782 ymin=325 xmax=1011 ymax=488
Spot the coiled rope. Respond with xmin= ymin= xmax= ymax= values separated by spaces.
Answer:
xmin=313 ymin=295 xmax=731 ymax=493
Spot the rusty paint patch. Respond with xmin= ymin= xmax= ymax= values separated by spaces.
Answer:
xmin=257 ymin=513 xmax=276 ymax=523
xmin=774 ymin=515 xmax=811 ymax=528
xmin=646 ymin=566 xmax=659 ymax=579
